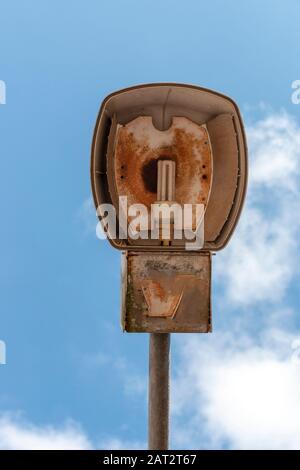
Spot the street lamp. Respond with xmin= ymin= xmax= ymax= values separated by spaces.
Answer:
xmin=91 ymin=83 xmax=248 ymax=449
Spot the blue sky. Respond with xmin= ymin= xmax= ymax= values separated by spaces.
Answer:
xmin=0 ymin=0 xmax=300 ymax=449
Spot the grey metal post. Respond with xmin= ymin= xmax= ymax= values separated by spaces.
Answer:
xmin=148 ymin=333 xmax=170 ymax=450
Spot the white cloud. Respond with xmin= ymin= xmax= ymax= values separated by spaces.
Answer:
xmin=216 ymin=203 xmax=298 ymax=305
xmin=0 ymin=415 xmax=92 ymax=450
xmin=215 ymin=112 xmax=300 ymax=306
xmin=172 ymin=111 xmax=300 ymax=450
xmin=248 ymin=112 xmax=300 ymax=191
xmin=173 ymin=329 xmax=300 ymax=450
xmin=99 ymin=437 xmax=144 ymax=450
xmin=0 ymin=414 xmax=144 ymax=450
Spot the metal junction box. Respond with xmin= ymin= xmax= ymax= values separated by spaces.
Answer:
xmin=122 ymin=251 xmax=211 ymax=333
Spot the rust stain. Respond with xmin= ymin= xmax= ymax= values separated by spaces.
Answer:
xmin=173 ymin=127 xmax=212 ymax=204
xmin=141 ymin=279 xmax=183 ymax=318
xmin=140 ymin=274 xmax=202 ymax=318
xmin=114 ymin=117 xmax=213 ymax=210
xmin=114 ymin=127 xmax=156 ymax=208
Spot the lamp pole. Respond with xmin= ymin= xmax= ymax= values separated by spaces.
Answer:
xmin=148 ymin=333 xmax=170 ymax=450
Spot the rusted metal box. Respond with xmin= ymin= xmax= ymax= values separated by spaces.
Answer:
xmin=121 ymin=251 xmax=211 ymax=333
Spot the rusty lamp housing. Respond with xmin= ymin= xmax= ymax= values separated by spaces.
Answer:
xmin=91 ymin=84 xmax=248 ymax=332
xmin=91 ymin=83 xmax=247 ymax=252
